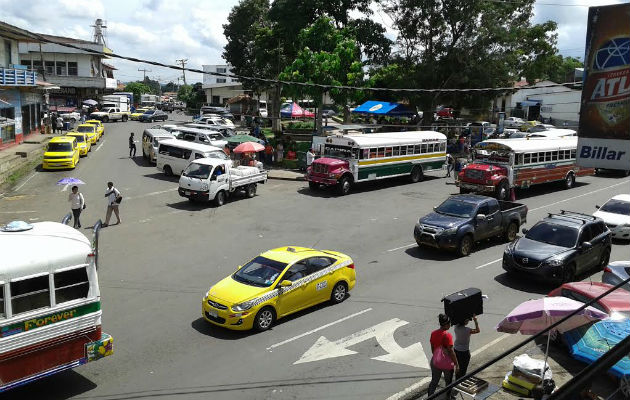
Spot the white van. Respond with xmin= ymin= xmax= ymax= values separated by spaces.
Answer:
xmin=156 ymin=139 xmax=230 ymax=176
xmin=172 ymin=126 xmax=228 ymax=147
xmin=142 ymin=128 xmax=174 ymax=163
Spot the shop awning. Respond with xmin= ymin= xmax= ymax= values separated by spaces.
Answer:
xmin=352 ymin=101 xmax=416 ymax=117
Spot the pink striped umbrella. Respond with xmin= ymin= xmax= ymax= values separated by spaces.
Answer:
xmin=233 ymin=141 xmax=265 ymax=153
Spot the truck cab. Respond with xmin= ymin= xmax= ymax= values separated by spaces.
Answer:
xmin=307 ymin=157 xmax=351 ymax=191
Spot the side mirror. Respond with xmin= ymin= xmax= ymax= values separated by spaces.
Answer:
xmin=433 ymin=206 xmax=437 ymax=212
xmin=522 ymin=228 xmax=529 ymax=235
xmin=476 ymin=214 xmax=487 ymax=221
xmin=181 ymin=171 xmax=187 ymax=177
xmin=595 ymin=205 xmax=600 ymax=209
xmin=581 ymin=241 xmax=593 ymax=251
xmin=279 ymin=280 xmax=292 ymax=288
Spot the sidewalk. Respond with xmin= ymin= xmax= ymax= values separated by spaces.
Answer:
xmin=391 ymin=333 xmax=620 ymax=400
xmin=0 ymin=133 xmax=53 ymax=190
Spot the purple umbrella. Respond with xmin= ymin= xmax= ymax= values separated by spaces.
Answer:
xmin=57 ymin=177 xmax=85 ymax=185
xmin=497 ymin=297 xmax=608 ymax=378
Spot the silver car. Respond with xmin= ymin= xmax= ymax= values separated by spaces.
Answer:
xmin=602 ymin=261 xmax=630 ymax=291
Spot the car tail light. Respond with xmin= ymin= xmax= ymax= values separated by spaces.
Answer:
xmin=603 ymin=266 xmax=612 ymax=273
xmin=347 ymin=263 xmax=355 ymax=269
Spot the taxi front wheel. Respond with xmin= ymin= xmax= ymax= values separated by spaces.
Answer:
xmin=330 ymin=282 xmax=348 ymax=304
xmin=253 ymin=307 xmax=275 ymax=332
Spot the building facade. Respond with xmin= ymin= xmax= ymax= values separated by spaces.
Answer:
xmin=0 ymin=22 xmax=45 ymax=149
xmin=19 ymin=35 xmax=117 ymax=111
xmin=202 ymin=64 xmax=250 ymax=106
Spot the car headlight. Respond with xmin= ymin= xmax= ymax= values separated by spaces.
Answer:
xmin=443 ymin=227 xmax=458 ymax=235
xmin=504 ymin=241 xmax=516 ymax=254
xmin=544 ymin=258 xmax=564 ymax=267
xmin=232 ymin=300 xmax=254 ymax=312
xmin=201 ymin=183 xmax=208 ymax=191
xmin=203 ymin=290 xmax=211 ymax=300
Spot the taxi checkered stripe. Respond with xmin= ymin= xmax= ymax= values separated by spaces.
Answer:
xmin=247 ymin=259 xmax=352 ymax=307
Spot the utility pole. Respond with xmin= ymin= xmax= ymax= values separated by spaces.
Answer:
xmin=176 ymin=58 xmax=188 ymax=85
xmin=138 ymin=67 xmax=151 ymax=81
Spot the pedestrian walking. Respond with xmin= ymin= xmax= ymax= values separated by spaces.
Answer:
xmin=445 ymin=153 xmax=454 ymax=177
xmin=264 ymin=141 xmax=274 ymax=165
xmin=129 ymin=132 xmax=137 ymax=157
xmin=306 ymin=148 xmax=316 ymax=168
xmin=67 ymin=186 xmax=85 ymax=229
xmin=51 ymin=113 xmax=57 ymax=134
xmin=428 ymin=314 xmax=459 ymax=398
xmin=223 ymin=144 xmax=231 ymax=157
xmin=103 ymin=181 xmax=121 ymax=227
xmin=56 ymin=115 xmax=64 ymax=133
xmin=276 ymin=142 xmax=284 ymax=163
xmin=453 ymin=314 xmax=480 ymax=380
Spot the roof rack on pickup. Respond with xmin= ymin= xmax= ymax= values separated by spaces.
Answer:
xmin=547 ymin=210 xmax=597 ymax=224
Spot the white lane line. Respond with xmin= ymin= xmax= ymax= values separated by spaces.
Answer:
xmin=0 ymin=210 xmax=37 ymax=214
xmin=386 ymin=334 xmax=510 ymax=400
xmin=60 ymin=184 xmax=69 ymax=192
xmin=13 ymin=171 xmax=38 ymax=192
xmin=529 ymin=179 xmax=630 ymax=212
xmin=266 ymin=308 xmax=373 ymax=351
xmin=475 ymin=258 xmax=502 ymax=270
xmin=126 ymin=188 xmax=177 ymax=200
xmin=387 ymin=243 xmax=416 ymax=252
xmin=95 ymin=139 xmax=106 ymax=152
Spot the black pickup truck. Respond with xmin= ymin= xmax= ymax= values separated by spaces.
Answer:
xmin=414 ymin=194 xmax=528 ymax=256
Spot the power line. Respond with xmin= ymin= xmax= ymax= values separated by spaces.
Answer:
xmin=138 ymin=67 xmax=151 ymax=80
xmin=5 ymin=26 xmax=585 ymax=95
xmin=176 ymin=58 xmax=188 ymax=85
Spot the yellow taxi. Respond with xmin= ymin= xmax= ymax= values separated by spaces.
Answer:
xmin=202 ymin=246 xmax=356 ymax=331
xmin=42 ymin=136 xmax=80 ymax=170
xmin=519 ymin=120 xmax=540 ymax=132
xmin=66 ymin=131 xmax=91 ymax=156
xmin=130 ymin=108 xmax=149 ymax=120
xmin=85 ymin=119 xmax=105 ymax=138
xmin=76 ymin=124 xmax=99 ymax=144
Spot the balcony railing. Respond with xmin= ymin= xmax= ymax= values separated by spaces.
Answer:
xmin=0 ymin=68 xmax=37 ymax=86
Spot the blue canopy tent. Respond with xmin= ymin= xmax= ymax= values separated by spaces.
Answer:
xmin=351 ymin=101 xmax=416 ymax=117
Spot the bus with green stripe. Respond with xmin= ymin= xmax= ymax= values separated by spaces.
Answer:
xmin=0 ymin=219 xmax=112 ymax=392
xmin=307 ymin=131 xmax=447 ymax=195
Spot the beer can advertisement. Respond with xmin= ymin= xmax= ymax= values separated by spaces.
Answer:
xmin=577 ymin=4 xmax=630 ymax=171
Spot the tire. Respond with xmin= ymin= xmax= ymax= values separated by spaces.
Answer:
xmin=495 ymin=180 xmax=510 ymax=201
xmin=330 ymin=281 xmax=348 ymax=304
xmin=122 ymin=115 xmax=128 ymax=122
xmin=457 ymin=235 xmax=473 ymax=257
xmin=214 ymin=190 xmax=226 ymax=206
xmin=70 ymin=118 xmax=76 ymax=123
xmin=410 ymin=166 xmax=423 ymax=183
xmin=599 ymin=248 xmax=611 ymax=269
xmin=624 ymin=170 xmax=630 ymax=177
xmin=504 ymin=221 xmax=519 ymax=242
xmin=561 ymin=264 xmax=576 ymax=283
xmin=564 ymin=172 xmax=575 ymax=189
xmin=337 ymin=176 xmax=352 ymax=196
xmin=102 ymin=116 xmax=109 ymax=123
xmin=308 ymin=181 xmax=319 ymax=190
xmin=246 ymin=183 xmax=257 ymax=198
xmin=253 ymin=307 xmax=275 ymax=332
xmin=163 ymin=165 xmax=173 ymax=176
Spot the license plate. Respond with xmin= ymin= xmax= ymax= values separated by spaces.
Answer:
xmin=208 ymin=309 xmax=218 ymax=318
xmin=184 ymin=190 xmax=191 ymax=195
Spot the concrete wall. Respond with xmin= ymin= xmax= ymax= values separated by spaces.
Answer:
xmin=202 ymin=64 xmax=239 ymax=85
xmin=0 ymin=38 xmax=20 ymax=68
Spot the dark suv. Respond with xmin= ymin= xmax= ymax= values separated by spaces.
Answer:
xmin=502 ymin=211 xmax=611 ymax=283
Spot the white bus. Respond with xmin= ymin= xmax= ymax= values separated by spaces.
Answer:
xmin=307 ymin=131 xmax=447 ymax=195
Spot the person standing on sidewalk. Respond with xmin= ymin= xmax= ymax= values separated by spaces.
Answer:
xmin=428 ymin=314 xmax=459 ymax=398
xmin=129 ymin=132 xmax=137 ymax=158
xmin=103 ymin=181 xmax=121 ymax=227
xmin=67 ymin=186 xmax=85 ymax=229
xmin=453 ymin=315 xmax=480 ymax=380
xmin=51 ymin=113 xmax=57 ymax=134
xmin=56 ymin=115 xmax=64 ymax=133
xmin=306 ymin=148 xmax=316 ymax=168
xmin=445 ymin=153 xmax=454 ymax=177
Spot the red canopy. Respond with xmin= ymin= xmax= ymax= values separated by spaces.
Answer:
xmin=281 ymin=102 xmax=314 ymax=118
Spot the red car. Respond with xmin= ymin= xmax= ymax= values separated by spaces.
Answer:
xmin=436 ymin=107 xmax=454 ymax=119
xmin=548 ymin=282 xmax=630 ymax=318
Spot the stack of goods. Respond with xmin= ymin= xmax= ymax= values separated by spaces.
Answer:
xmin=502 ymin=354 xmax=553 ymax=396
xmin=442 ymin=288 xmax=484 ymax=324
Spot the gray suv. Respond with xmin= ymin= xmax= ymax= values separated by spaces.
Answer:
xmin=503 ymin=211 xmax=611 ymax=283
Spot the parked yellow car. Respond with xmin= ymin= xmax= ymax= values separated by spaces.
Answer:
xmin=76 ymin=124 xmax=99 ymax=144
xmin=85 ymin=119 xmax=105 ymax=138
xmin=42 ymin=136 xmax=80 ymax=170
xmin=130 ymin=108 xmax=149 ymax=120
xmin=202 ymin=246 xmax=356 ymax=331
xmin=519 ymin=121 xmax=540 ymax=132
xmin=66 ymin=131 xmax=91 ymax=156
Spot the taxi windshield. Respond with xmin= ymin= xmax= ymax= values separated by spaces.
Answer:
xmin=48 ymin=142 xmax=73 ymax=152
xmin=233 ymin=256 xmax=287 ymax=287
xmin=77 ymin=126 xmax=94 ymax=133
xmin=69 ymin=135 xmax=85 ymax=142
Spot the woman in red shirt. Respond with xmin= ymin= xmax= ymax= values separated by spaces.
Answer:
xmin=428 ymin=314 xmax=459 ymax=397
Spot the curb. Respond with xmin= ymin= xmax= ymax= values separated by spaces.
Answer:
xmin=267 ymin=175 xmax=306 ymax=182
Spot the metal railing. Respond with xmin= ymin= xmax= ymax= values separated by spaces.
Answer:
xmin=0 ymin=68 xmax=37 ymax=86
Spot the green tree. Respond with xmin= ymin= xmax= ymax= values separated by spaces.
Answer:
xmin=143 ymin=77 xmax=162 ymax=95
xmin=380 ymin=0 xmax=558 ymax=121
xmin=177 ymin=83 xmax=206 ymax=111
xmin=543 ymin=55 xmax=583 ymax=83
xmin=124 ymin=82 xmax=152 ymax=104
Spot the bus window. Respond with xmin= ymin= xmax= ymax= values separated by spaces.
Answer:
xmin=531 ymin=153 xmax=538 ymax=163
xmin=414 ymin=145 xmax=421 ymax=154
xmin=0 ymin=286 xmax=4 ymax=319
xmin=524 ymin=153 xmax=531 ymax=164
xmin=54 ymin=267 xmax=89 ymax=304
xmin=400 ymin=146 xmax=407 ymax=155
xmin=440 ymin=142 xmax=446 ymax=152
xmin=392 ymin=146 xmax=400 ymax=156
xmin=421 ymin=144 xmax=427 ymax=153
xmin=407 ymin=145 xmax=414 ymax=154
xmin=377 ymin=148 xmax=385 ymax=157
xmin=545 ymin=152 xmax=552 ymax=162
xmin=570 ymin=149 xmax=576 ymax=159
xmin=370 ymin=148 xmax=377 ymax=158
xmin=385 ymin=147 xmax=393 ymax=157
xmin=516 ymin=154 xmax=524 ymax=165
xmin=551 ymin=151 xmax=558 ymax=161
xmin=11 ymin=275 xmax=51 ymax=315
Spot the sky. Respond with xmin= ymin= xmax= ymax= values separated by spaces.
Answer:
xmin=1 ymin=0 xmax=627 ymax=85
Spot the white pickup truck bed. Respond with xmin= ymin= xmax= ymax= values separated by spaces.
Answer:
xmin=229 ymin=166 xmax=267 ymax=190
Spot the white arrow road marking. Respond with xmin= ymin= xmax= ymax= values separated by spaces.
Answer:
xmin=294 ymin=318 xmax=429 ymax=368
xmin=60 ymin=184 xmax=69 ymax=192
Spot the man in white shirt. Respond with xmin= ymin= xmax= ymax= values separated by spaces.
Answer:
xmin=103 ymin=181 xmax=121 ymax=226
xmin=306 ymin=148 xmax=316 ymax=168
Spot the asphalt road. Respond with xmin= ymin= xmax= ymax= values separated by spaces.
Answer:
xmin=0 ymin=117 xmax=628 ymax=400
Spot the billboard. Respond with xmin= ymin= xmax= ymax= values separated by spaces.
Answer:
xmin=577 ymin=4 xmax=630 ymax=170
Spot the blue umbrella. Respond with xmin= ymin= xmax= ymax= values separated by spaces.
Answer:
xmin=57 ymin=178 xmax=85 ymax=185
xmin=562 ymin=318 xmax=630 ymax=378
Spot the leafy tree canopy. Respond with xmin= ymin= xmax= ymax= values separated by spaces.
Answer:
xmin=124 ymin=82 xmax=152 ymax=104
